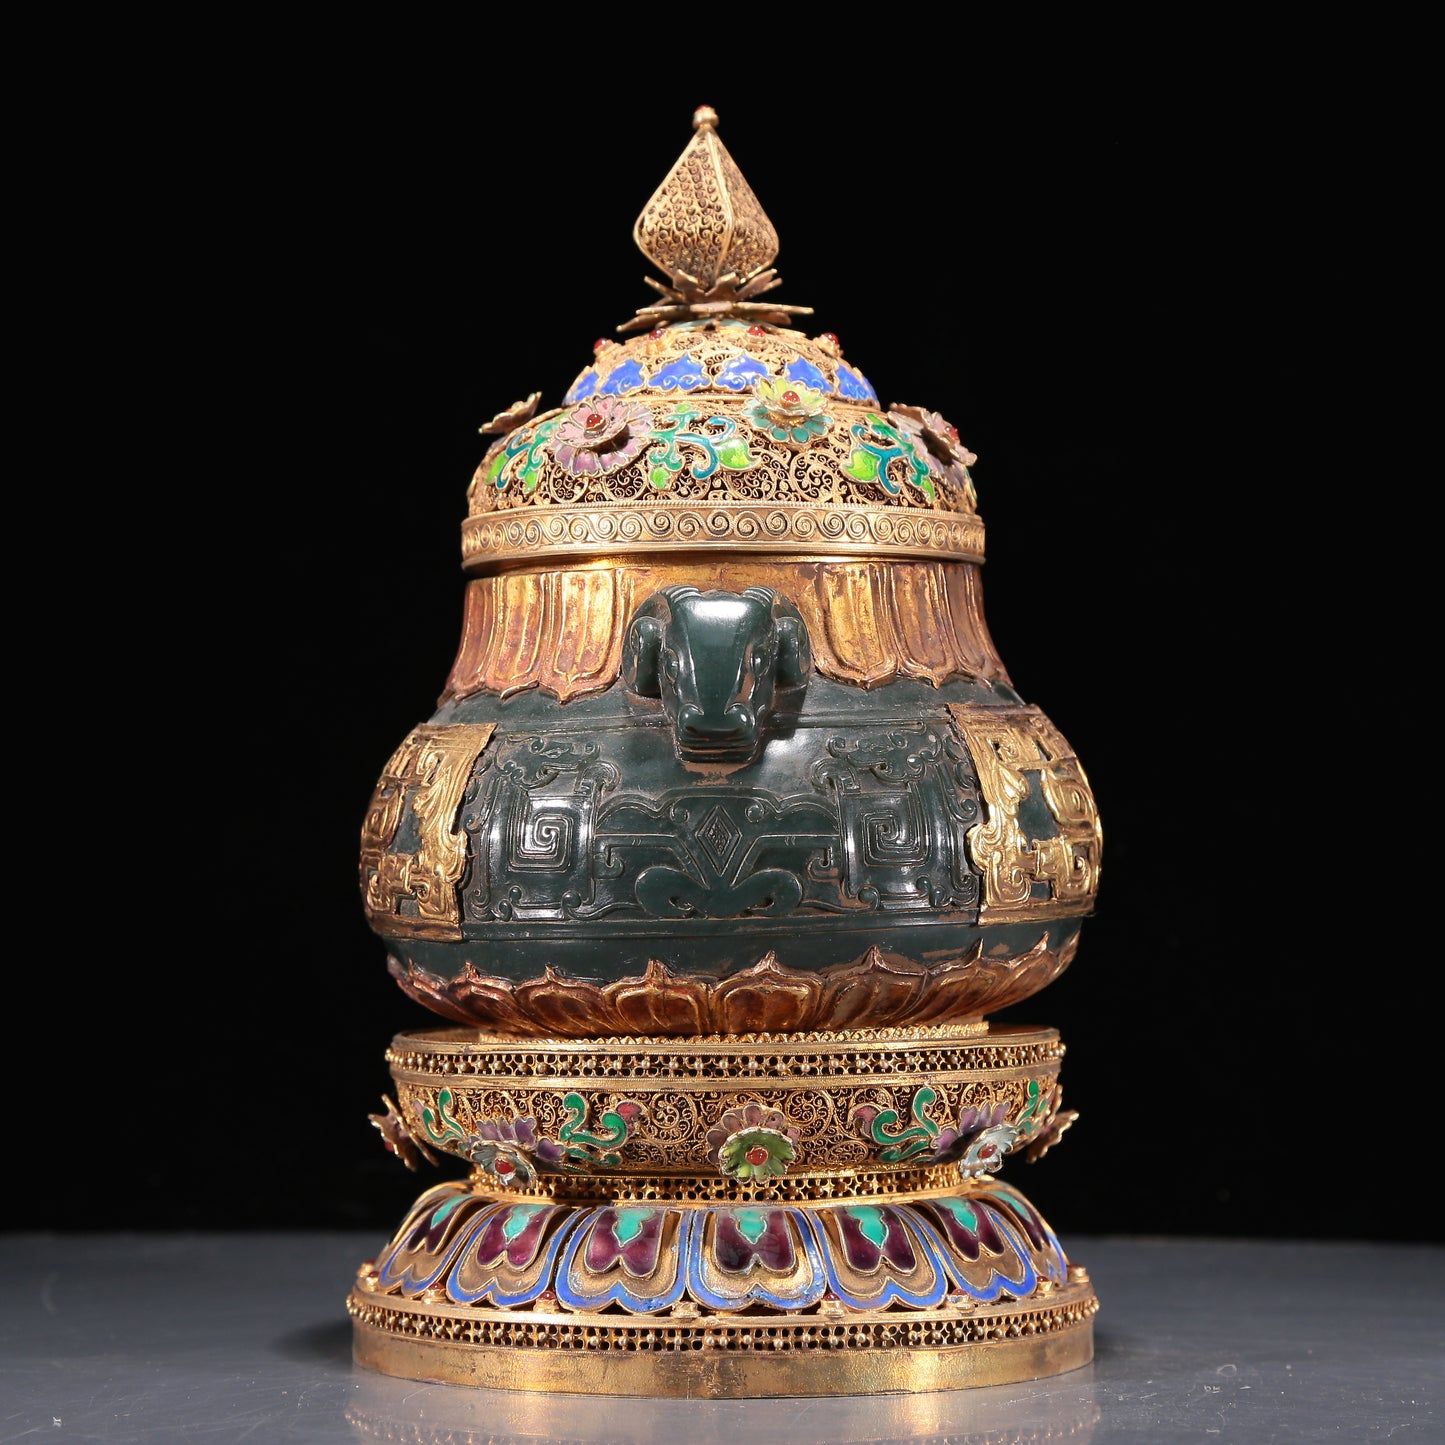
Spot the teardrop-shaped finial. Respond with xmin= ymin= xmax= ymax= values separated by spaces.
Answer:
xmin=633 ymin=106 xmax=780 ymax=294
xmin=619 ymin=108 xmax=813 ymax=334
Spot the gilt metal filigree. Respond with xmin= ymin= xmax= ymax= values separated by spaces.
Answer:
xmin=352 ymin=108 xmax=1101 ymax=1398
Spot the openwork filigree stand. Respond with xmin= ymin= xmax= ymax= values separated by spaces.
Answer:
xmin=350 ymin=1026 xmax=1093 ymax=1395
xmin=351 ymin=107 xmax=1103 ymax=1398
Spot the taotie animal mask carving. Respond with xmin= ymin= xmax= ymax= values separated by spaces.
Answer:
xmin=622 ymin=586 xmax=812 ymax=763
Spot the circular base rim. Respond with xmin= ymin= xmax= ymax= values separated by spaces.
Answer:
xmin=349 ymin=1285 xmax=1097 ymax=1398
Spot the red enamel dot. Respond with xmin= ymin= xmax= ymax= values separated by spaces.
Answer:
xmin=745 ymin=1145 xmax=770 ymax=1166
xmin=584 ymin=412 xmax=605 ymax=429
xmin=781 ymin=390 xmax=799 ymax=405
xmin=978 ymin=1144 xmax=996 ymax=1159
xmin=494 ymin=1157 xmax=515 ymax=1174
xmin=648 ymin=328 xmax=667 ymax=340
xmin=822 ymin=332 xmax=839 ymax=345
xmin=593 ymin=338 xmax=608 ymax=352
xmin=747 ymin=324 xmax=767 ymax=336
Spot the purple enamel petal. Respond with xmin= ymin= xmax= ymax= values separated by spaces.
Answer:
xmin=714 ymin=1210 xmax=796 ymax=1273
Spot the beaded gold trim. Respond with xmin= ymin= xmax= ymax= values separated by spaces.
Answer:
xmin=347 ymin=1285 xmax=1099 ymax=1352
xmin=386 ymin=1024 xmax=1063 ymax=1080
xmin=450 ymin=1163 xmax=967 ymax=1203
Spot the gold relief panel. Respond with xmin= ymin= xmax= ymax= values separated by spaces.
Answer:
xmin=359 ymin=724 xmax=496 ymax=941
xmin=441 ymin=560 xmax=1008 ymax=705
xmin=947 ymin=705 xmax=1102 ymax=923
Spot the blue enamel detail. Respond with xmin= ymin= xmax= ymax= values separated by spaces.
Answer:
xmin=564 ymin=369 xmax=598 ymax=404
xmin=784 ymin=356 xmax=831 ymax=393
xmin=648 ymin=354 xmax=708 ymax=391
xmin=987 ymin=1184 xmax=1069 ymax=1284
xmin=553 ymin=1208 xmax=693 ymax=1313
xmin=814 ymin=1207 xmax=950 ymax=1310
xmin=714 ymin=353 xmax=770 ymax=390
xmin=444 ymin=1208 xmax=583 ymax=1308
xmin=598 ymin=358 xmax=646 ymax=395
xmin=376 ymin=1189 xmax=490 ymax=1295
xmin=683 ymin=1208 xmax=827 ymax=1311
xmin=913 ymin=1203 xmax=1039 ymax=1302
xmin=836 ymin=364 xmax=878 ymax=402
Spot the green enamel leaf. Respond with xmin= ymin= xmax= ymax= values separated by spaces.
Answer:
xmin=867 ymin=1108 xmax=902 ymax=1145
xmin=734 ymin=1208 xmax=769 ymax=1245
xmin=487 ymin=451 xmax=507 ymax=486
xmin=650 ymin=467 xmax=672 ymax=489
xmin=850 ymin=1206 xmax=889 ymax=1248
xmin=433 ymin=1193 xmax=466 ymax=1224
xmin=845 ymin=449 xmax=879 ymax=482
xmin=502 ymin=1203 xmax=545 ymax=1241
xmin=880 ymin=1135 xmax=931 ymax=1164
xmin=420 ymin=1088 xmax=464 ymax=1143
xmin=940 ymin=1198 xmax=979 ymax=1231
xmin=613 ymin=1207 xmax=651 ymax=1245
xmin=716 ymin=439 xmax=751 ymax=469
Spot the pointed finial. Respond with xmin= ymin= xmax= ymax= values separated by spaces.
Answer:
xmin=619 ymin=108 xmax=813 ymax=333
xmin=632 ymin=106 xmax=779 ymax=292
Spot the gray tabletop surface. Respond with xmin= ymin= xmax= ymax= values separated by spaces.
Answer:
xmin=2 ymin=1231 xmax=1440 ymax=1444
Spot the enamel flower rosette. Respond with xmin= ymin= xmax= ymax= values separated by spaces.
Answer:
xmin=350 ymin=109 xmax=1102 ymax=1397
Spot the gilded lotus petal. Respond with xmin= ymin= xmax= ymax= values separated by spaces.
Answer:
xmin=712 ymin=953 xmax=822 ymax=1033
xmin=383 ymin=930 xmax=1078 ymax=1038
xmin=607 ymin=961 xmax=712 ymax=1035
xmin=513 ymin=967 xmax=623 ymax=1035
xmin=815 ymin=947 xmax=927 ymax=1029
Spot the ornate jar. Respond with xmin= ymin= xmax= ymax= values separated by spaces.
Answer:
xmin=349 ymin=108 xmax=1102 ymax=1398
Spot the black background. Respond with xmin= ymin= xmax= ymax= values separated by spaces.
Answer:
xmin=29 ymin=53 xmax=1432 ymax=1246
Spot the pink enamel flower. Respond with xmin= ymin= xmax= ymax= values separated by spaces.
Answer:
xmin=707 ymin=1102 xmax=802 ymax=1181
xmin=890 ymin=403 xmax=978 ymax=508
xmin=550 ymin=397 xmax=652 ymax=475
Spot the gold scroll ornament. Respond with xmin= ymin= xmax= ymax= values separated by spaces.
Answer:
xmin=359 ymin=724 xmax=496 ymax=941
xmin=949 ymin=705 xmax=1102 ymax=924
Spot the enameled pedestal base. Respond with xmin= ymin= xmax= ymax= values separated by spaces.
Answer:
xmin=348 ymin=1180 xmax=1096 ymax=1397
xmin=351 ymin=1022 xmax=1093 ymax=1396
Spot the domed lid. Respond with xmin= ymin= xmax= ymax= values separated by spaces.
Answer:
xmin=464 ymin=108 xmax=983 ymax=572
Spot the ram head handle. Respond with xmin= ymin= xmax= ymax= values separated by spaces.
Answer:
xmin=622 ymin=586 xmax=812 ymax=763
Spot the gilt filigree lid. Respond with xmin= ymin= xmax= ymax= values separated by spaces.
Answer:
xmin=462 ymin=108 xmax=984 ymax=571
